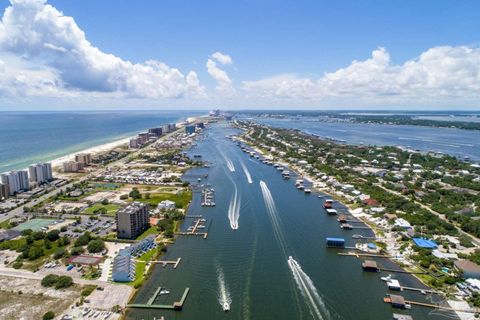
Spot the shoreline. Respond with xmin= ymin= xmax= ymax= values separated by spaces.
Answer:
xmin=4 ymin=116 xmax=204 ymax=174
xmin=237 ymin=127 xmax=467 ymax=316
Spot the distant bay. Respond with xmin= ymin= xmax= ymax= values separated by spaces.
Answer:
xmin=0 ymin=110 xmax=203 ymax=173
xmin=245 ymin=116 xmax=480 ymax=161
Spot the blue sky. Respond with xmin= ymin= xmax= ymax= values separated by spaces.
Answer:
xmin=0 ymin=0 xmax=479 ymax=109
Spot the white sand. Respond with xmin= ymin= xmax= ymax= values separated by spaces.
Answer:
xmin=51 ymin=136 xmax=132 ymax=169
xmin=50 ymin=117 xmax=200 ymax=170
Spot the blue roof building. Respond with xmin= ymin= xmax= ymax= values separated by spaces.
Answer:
xmin=185 ymin=125 xmax=196 ymax=135
xmin=412 ymin=238 xmax=438 ymax=249
xmin=326 ymin=237 xmax=345 ymax=248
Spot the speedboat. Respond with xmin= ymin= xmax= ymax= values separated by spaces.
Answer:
xmin=381 ymin=274 xmax=392 ymax=282
xmin=223 ymin=302 xmax=230 ymax=311
xmin=160 ymin=290 xmax=170 ymax=295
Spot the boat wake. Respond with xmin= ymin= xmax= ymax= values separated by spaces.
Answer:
xmin=218 ymin=148 xmax=235 ymax=172
xmin=228 ymin=187 xmax=240 ymax=230
xmin=288 ymin=256 xmax=330 ymax=320
xmin=240 ymin=161 xmax=253 ymax=183
xmin=260 ymin=180 xmax=334 ymax=319
xmin=226 ymin=158 xmax=236 ymax=172
xmin=217 ymin=266 xmax=232 ymax=312
xmin=259 ymin=180 xmax=288 ymax=256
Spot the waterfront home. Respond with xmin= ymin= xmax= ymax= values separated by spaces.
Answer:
xmin=158 ymin=200 xmax=176 ymax=211
xmin=112 ymin=255 xmax=135 ymax=282
xmin=454 ymin=260 xmax=480 ymax=279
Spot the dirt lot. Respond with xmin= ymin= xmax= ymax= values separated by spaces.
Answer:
xmin=0 ymin=276 xmax=80 ymax=320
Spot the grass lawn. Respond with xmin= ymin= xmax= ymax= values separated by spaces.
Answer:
xmin=136 ymin=226 xmax=159 ymax=240
xmin=138 ymin=190 xmax=192 ymax=209
xmin=127 ymin=261 xmax=146 ymax=287
xmin=83 ymin=203 xmax=120 ymax=216
xmin=138 ymin=247 xmax=159 ymax=263
xmin=0 ymin=219 xmax=12 ymax=229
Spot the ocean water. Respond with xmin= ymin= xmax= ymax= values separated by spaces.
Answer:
xmin=0 ymin=110 xmax=203 ymax=173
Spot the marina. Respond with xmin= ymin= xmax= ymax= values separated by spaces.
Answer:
xmin=126 ymin=123 xmax=453 ymax=320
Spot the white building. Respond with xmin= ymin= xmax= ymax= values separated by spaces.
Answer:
xmin=28 ymin=163 xmax=53 ymax=184
xmin=157 ymin=200 xmax=176 ymax=211
xmin=0 ymin=170 xmax=29 ymax=195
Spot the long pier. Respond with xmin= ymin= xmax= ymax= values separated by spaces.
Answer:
xmin=128 ymin=287 xmax=190 ymax=310
xmin=379 ymin=267 xmax=427 ymax=275
xmin=338 ymin=252 xmax=392 ymax=258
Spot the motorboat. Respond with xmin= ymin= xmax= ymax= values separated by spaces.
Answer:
xmin=160 ymin=290 xmax=170 ymax=295
xmin=223 ymin=302 xmax=230 ymax=312
xmin=381 ymin=274 xmax=392 ymax=282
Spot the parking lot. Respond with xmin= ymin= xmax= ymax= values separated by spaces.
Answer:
xmin=61 ymin=215 xmax=115 ymax=238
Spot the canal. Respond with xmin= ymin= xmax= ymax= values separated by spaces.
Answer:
xmin=126 ymin=122 xmax=455 ymax=320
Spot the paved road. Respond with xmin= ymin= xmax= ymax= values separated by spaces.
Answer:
xmin=374 ymin=180 xmax=480 ymax=247
xmin=0 ymin=125 xmax=186 ymax=225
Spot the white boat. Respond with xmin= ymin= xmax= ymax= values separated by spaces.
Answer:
xmin=304 ymin=188 xmax=311 ymax=193
xmin=381 ymin=274 xmax=393 ymax=282
xmin=223 ymin=302 xmax=230 ymax=312
xmin=160 ymin=290 xmax=170 ymax=295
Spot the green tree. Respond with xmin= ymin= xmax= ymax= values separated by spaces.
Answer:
xmin=46 ymin=230 xmax=60 ymax=241
xmin=70 ymin=246 xmax=85 ymax=256
xmin=75 ymin=232 xmax=91 ymax=246
xmin=42 ymin=311 xmax=55 ymax=320
xmin=53 ymin=248 xmax=66 ymax=259
xmin=87 ymin=239 xmax=105 ymax=253
xmin=55 ymin=276 xmax=73 ymax=289
xmin=41 ymin=274 xmax=59 ymax=287
xmin=28 ymin=246 xmax=44 ymax=260
xmin=129 ymin=187 xmax=141 ymax=200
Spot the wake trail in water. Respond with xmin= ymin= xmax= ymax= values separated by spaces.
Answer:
xmin=259 ymin=180 xmax=288 ymax=257
xmin=228 ymin=186 xmax=240 ymax=230
xmin=217 ymin=266 xmax=232 ymax=311
xmin=288 ymin=257 xmax=330 ymax=320
xmin=240 ymin=161 xmax=253 ymax=183
xmin=259 ymin=180 xmax=332 ymax=319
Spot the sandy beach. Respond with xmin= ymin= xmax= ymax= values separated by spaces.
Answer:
xmin=50 ymin=136 xmax=133 ymax=169
xmin=49 ymin=117 xmax=201 ymax=170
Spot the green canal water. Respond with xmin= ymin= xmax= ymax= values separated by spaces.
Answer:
xmin=126 ymin=122 xmax=456 ymax=320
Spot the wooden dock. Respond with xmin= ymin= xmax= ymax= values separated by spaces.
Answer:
xmin=379 ymin=268 xmax=427 ymax=275
xmin=175 ymin=231 xmax=208 ymax=239
xmin=151 ymin=257 xmax=182 ymax=269
xmin=128 ymin=287 xmax=190 ymax=310
xmin=175 ymin=218 xmax=208 ymax=239
xmin=338 ymin=252 xmax=392 ymax=258
xmin=400 ymin=286 xmax=442 ymax=295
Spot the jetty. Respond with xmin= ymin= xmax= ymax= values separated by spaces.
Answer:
xmin=128 ymin=287 xmax=190 ymax=310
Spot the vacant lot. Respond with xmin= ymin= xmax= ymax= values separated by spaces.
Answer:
xmin=0 ymin=276 xmax=80 ymax=320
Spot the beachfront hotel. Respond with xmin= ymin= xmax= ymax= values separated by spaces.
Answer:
xmin=28 ymin=163 xmax=53 ymax=184
xmin=0 ymin=170 xmax=29 ymax=196
xmin=74 ymin=153 xmax=92 ymax=166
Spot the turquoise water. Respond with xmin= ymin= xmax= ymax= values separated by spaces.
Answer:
xmin=127 ymin=122 xmax=454 ymax=320
xmin=0 ymin=111 xmax=202 ymax=172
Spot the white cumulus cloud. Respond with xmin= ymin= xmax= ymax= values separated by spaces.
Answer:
xmin=242 ymin=46 xmax=480 ymax=105
xmin=206 ymin=51 xmax=236 ymax=96
xmin=0 ymin=0 xmax=206 ymax=99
